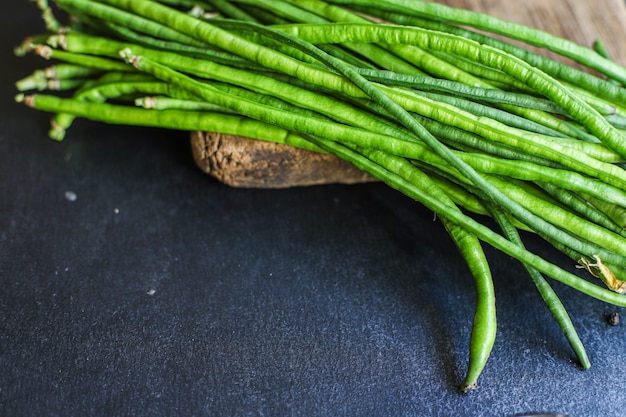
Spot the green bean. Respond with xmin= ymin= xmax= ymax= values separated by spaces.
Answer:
xmin=426 ymin=174 xmax=491 ymax=219
xmin=430 ymin=50 xmax=534 ymax=93
xmin=406 ymin=152 xmax=626 ymax=270
xmin=282 ymin=0 xmax=436 ymax=76
xmin=43 ymin=64 xmax=103 ymax=80
xmin=34 ymin=44 xmax=132 ymax=72
xmin=17 ymin=73 xmax=89 ymax=92
xmin=119 ymin=50 xmax=429 ymax=150
xmin=411 ymin=90 xmax=569 ymax=138
xmin=560 ymin=82 xmax=620 ymax=117
xmin=362 ymin=148 xmax=496 ymax=391
xmin=537 ymin=183 xmax=626 ymax=237
xmin=234 ymin=0 xmax=328 ymax=23
xmin=47 ymin=78 xmax=91 ymax=91
xmin=14 ymin=35 xmax=50 ymax=57
xmin=19 ymin=93 xmax=326 ymax=152
xmin=73 ymin=80 xmax=185 ymax=102
xmin=584 ymin=195 xmax=626 ymax=230
xmin=604 ymin=114 xmax=626 ymax=130
xmin=218 ymin=4 xmax=357 ymax=64
xmin=16 ymin=64 xmax=103 ymax=92
xmin=213 ymin=22 xmax=600 ymax=154
xmin=99 ymin=21 xmax=261 ymax=70
xmin=392 ymin=110 xmax=569 ymax=169
xmin=231 ymin=4 xmax=293 ymax=25
xmin=135 ymin=96 xmax=231 ymax=112
xmin=353 ymin=69 xmax=569 ymax=116
xmin=488 ymin=205 xmax=590 ymax=369
xmin=408 ymin=89 xmax=601 ymax=145
xmin=456 ymin=152 xmax=626 ymax=210
xmin=207 ymin=20 xmax=332 ymax=66
xmin=314 ymin=44 xmax=380 ymax=70
xmin=593 ymin=39 xmax=614 ymax=63
xmin=204 ymin=0 xmax=258 ymax=21
xmin=50 ymin=76 xmax=194 ymax=139
xmin=59 ymin=0 xmax=208 ymax=47
xmin=208 ymin=81 xmax=340 ymax=122
xmin=15 ymin=72 xmax=48 ymax=92
xmin=153 ymin=0 xmax=205 ymax=9
xmin=35 ymin=0 xmax=64 ymax=32
xmin=486 ymin=177 xmax=626 ymax=262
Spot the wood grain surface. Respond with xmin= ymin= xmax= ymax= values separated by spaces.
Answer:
xmin=192 ymin=0 xmax=626 ymax=188
xmin=191 ymin=131 xmax=375 ymax=188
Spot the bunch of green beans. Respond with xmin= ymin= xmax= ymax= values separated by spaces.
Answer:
xmin=15 ymin=0 xmax=626 ymax=391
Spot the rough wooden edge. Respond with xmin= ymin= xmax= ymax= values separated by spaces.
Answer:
xmin=190 ymin=131 xmax=375 ymax=188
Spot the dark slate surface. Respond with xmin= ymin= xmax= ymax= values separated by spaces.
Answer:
xmin=2 ymin=3 xmax=626 ymax=416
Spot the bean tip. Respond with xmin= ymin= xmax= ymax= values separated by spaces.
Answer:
xmin=47 ymin=79 xmax=61 ymax=91
xmin=49 ymin=119 xmax=66 ymax=141
xmin=15 ymin=93 xmax=36 ymax=107
xmin=189 ymin=5 xmax=204 ymax=17
xmin=47 ymin=33 xmax=67 ymax=50
xmin=15 ymin=76 xmax=37 ymax=92
xmin=460 ymin=381 xmax=479 ymax=393
xmin=135 ymin=96 xmax=156 ymax=109
xmin=14 ymin=37 xmax=36 ymax=57
xmin=44 ymin=65 xmax=57 ymax=79
xmin=119 ymin=48 xmax=142 ymax=68
xmin=34 ymin=45 xmax=53 ymax=60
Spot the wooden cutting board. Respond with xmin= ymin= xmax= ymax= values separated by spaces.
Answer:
xmin=191 ymin=0 xmax=626 ymax=188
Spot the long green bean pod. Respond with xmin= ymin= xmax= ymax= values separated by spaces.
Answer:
xmin=363 ymin=148 xmax=496 ymax=391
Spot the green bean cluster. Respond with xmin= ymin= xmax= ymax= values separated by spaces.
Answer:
xmin=15 ymin=0 xmax=626 ymax=391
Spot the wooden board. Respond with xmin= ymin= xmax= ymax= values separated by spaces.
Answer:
xmin=192 ymin=0 xmax=626 ymax=188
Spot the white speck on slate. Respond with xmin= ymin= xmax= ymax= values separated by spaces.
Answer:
xmin=65 ymin=191 xmax=77 ymax=202
xmin=147 ymin=289 xmax=156 ymax=296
